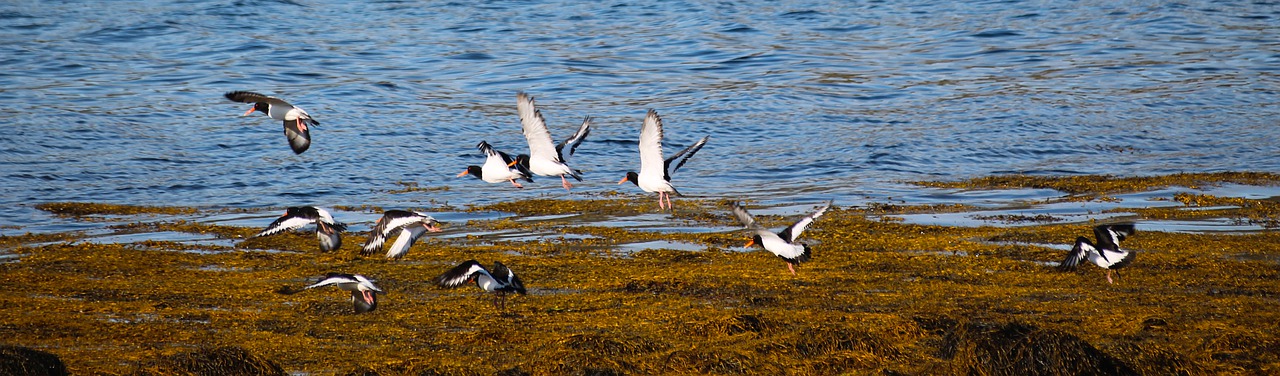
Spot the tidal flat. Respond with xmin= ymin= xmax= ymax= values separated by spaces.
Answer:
xmin=2 ymin=173 xmax=1278 ymax=375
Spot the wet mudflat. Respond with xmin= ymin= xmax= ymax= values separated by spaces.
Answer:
xmin=2 ymin=173 xmax=1278 ymax=375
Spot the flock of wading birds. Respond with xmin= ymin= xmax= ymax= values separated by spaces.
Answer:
xmin=224 ymin=90 xmax=1139 ymax=313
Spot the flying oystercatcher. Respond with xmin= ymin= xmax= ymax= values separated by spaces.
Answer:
xmin=619 ymin=109 xmax=708 ymax=210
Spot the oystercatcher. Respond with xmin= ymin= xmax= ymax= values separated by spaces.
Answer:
xmin=618 ymin=109 xmax=708 ymax=210
xmin=1058 ymin=223 xmax=1138 ymax=284
xmin=224 ymin=91 xmax=318 ymax=154
xmin=515 ymin=92 xmax=591 ymax=190
xmin=278 ymin=273 xmax=382 ymax=313
xmin=459 ymin=141 xmax=534 ymax=188
xmin=360 ymin=210 xmax=442 ymax=259
xmin=253 ymin=206 xmax=347 ymax=252
xmin=435 ymin=259 xmax=527 ymax=311
xmin=731 ymin=201 xmax=833 ymax=275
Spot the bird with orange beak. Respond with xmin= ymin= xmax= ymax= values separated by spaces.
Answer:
xmin=731 ymin=200 xmax=832 ymax=275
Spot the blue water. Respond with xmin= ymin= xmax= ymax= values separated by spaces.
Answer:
xmin=2 ymin=0 xmax=1279 ymax=232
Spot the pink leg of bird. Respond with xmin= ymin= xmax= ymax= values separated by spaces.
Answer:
xmin=1106 ymin=270 xmax=1114 ymax=284
xmin=787 ymin=263 xmax=797 ymax=275
xmin=656 ymin=193 xmax=667 ymax=210
xmin=664 ymin=192 xmax=674 ymax=210
xmin=560 ymin=176 xmax=573 ymax=190
xmin=509 ymin=180 xmax=524 ymax=189
xmin=297 ymin=119 xmax=308 ymax=132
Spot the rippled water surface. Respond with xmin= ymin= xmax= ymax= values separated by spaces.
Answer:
xmin=2 ymin=0 xmax=1278 ymax=231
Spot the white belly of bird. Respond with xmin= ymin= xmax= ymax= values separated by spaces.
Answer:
xmin=267 ymin=106 xmax=300 ymax=122
xmin=481 ymin=160 xmax=517 ymax=183
xmin=637 ymin=173 xmax=674 ymax=194
xmin=761 ymin=234 xmax=804 ymax=259
xmin=476 ymin=274 xmax=500 ymax=292
xmin=529 ymin=157 xmax=570 ymax=177
xmin=1088 ymin=249 xmax=1125 ymax=268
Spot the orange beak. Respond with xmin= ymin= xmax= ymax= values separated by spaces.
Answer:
xmin=744 ymin=239 xmax=756 ymax=248
xmin=242 ymin=107 xmax=256 ymax=116
xmin=457 ymin=170 xmax=470 ymax=177
xmin=618 ymin=176 xmax=629 ymax=184
xmin=507 ymin=160 xmax=519 ymax=167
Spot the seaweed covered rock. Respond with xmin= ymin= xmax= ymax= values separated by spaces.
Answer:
xmin=938 ymin=321 xmax=1136 ymax=375
xmin=0 ymin=345 xmax=67 ymax=376
xmin=133 ymin=346 xmax=284 ymax=376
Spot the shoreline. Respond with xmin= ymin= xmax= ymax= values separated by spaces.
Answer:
xmin=2 ymin=172 xmax=1278 ymax=374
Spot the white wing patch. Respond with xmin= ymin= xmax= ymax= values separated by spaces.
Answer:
xmin=638 ymin=109 xmax=667 ymax=183
xmin=517 ymin=92 xmax=559 ymax=163
xmin=385 ymin=225 xmax=428 ymax=259
xmin=783 ymin=201 xmax=832 ymax=242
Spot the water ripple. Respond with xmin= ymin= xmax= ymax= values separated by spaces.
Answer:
xmin=0 ymin=0 xmax=1277 ymax=230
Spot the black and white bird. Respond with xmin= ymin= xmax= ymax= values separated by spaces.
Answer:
xmin=619 ymin=109 xmax=708 ymax=210
xmin=360 ymin=210 xmax=442 ymax=259
xmin=731 ymin=201 xmax=833 ymax=275
xmin=458 ymin=141 xmax=534 ymax=188
xmin=224 ymin=91 xmax=319 ymax=155
xmin=435 ymin=259 xmax=527 ymax=311
xmin=1058 ymin=223 xmax=1138 ymax=284
xmin=253 ymin=206 xmax=348 ymax=252
xmin=278 ymin=273 xmax=382 ymax=313
xmin=515 ymin=92 xmax=591 ymax=191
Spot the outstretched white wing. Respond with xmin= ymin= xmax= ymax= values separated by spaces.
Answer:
xmin=517 ymin=92 xmax=560 ymax=163
xmin=779 ymin=200 xmax=832 ymax=242
xmin=638 ymin=109 xmax=667 ymax=181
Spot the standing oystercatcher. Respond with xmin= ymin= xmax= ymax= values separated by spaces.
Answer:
xmin=435 ymin=259 xmax=527 ymax=311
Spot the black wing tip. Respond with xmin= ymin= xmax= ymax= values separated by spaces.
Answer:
xmin=330 ymin=222 xmax=349 ymax=233
xmin=1111 ymin=251 xmax=1137 ymax=270
xmin=795 ymin=245 xmax=813 ymax=264
xmin=224 ymin=90 xmax=265 ymax=102
xmin=1057 ymin=237 xmax=1091 ymax=271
